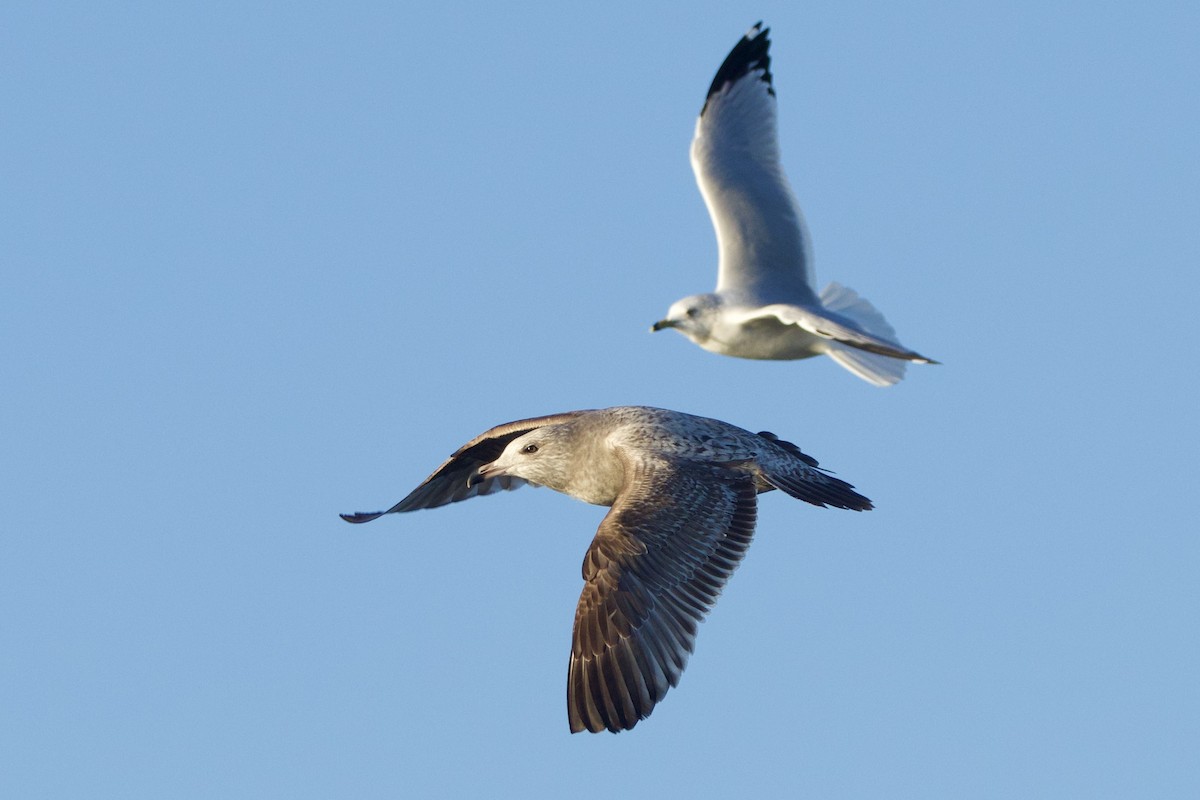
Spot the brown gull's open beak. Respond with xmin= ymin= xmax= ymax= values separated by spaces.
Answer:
xmin=466 ymin=463 xmax=501 ymax=489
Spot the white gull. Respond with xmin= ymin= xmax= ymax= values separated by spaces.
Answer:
xmin=652 ymin=23 xmax=937 ymax=386
xmin=341 ymin=405 xmax=872 ymax=733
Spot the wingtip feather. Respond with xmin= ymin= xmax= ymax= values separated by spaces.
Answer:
xmin=340 ymin=511 xmax=386 ymax=524
xmin=701 ymin=21 xmax=774 ymax=115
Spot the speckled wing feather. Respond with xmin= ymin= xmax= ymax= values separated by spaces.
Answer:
xmin=567 ymin=455 xmax=758 ymax=733
xmin=340 ymin=411 xmax=591 ymax=523
xmin=750 ymin=433 xmax=874 ymax=511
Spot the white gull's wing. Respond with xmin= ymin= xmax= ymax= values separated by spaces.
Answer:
xmin=732 ymin=302 xmax=938 ymax=364
xmin=690 ymin=23 xmax=817 ymax=302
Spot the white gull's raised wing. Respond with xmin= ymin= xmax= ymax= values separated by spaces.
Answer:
xmin=690 ymin=23 xmax=817 ymax=302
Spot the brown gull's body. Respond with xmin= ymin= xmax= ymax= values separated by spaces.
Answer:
xmin=342 ymin=405 xmax=872 ymax=733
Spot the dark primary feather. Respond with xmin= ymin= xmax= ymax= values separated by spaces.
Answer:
xmin=762 ymin=469 xmax=873 ymax=511
xmin=701 ymin=22 xmax=772 ymax=115
xmin=567 ymin=455 xmax=758 ymax=733
xmin=752 ymin=431 xmax=873 ymax=511
xmin=339 ymin=411 xmax=590 ymax=523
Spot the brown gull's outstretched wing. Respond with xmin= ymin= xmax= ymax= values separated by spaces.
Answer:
xmin=568 ymin=454 xmax=757 ymax=733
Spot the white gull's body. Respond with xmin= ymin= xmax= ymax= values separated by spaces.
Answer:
xmin=342 ymin=406 xmax=871 ymax=733
xmin=652 ymin=23 xmax=937 ymax=386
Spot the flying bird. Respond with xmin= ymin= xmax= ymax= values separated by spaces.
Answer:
xmin=342 ymin=406 xmax=872 ymax=733
xmin=652 ymin=23 xmax=937 ymax=386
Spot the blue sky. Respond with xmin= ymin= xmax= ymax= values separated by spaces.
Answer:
xmin=3 ymin=1 xmax=1198 ymax=797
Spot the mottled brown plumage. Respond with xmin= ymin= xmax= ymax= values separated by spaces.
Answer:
xmin=341 ymin=406 xmax=871 ymax=733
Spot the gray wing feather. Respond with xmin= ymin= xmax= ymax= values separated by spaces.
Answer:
xmin=749 ymin=304 xmax=938 ymax=363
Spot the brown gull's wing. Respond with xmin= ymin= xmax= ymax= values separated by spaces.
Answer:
xmin=567 ymin=454 xmax=757 ymax=733
xmin=753 ymin=432 xmax=873 ymax=512
xmin=340 ymin=411 xmax=592 ymax=523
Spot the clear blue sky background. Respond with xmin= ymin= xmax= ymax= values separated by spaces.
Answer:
xmin=4 ymin=2 xmax=1198 ymax=797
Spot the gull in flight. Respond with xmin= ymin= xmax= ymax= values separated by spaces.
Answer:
xmin=342 ymin=406 xmax=871 ymax=733
xmin=652 ymin=23 xmax=938 ymax=386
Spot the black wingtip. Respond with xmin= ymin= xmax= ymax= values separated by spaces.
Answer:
xmin=701 ymin=22 xmax=773 ymax=115
xmin=849 ymin=492 xmax=875 ymax=513
xmin=817 ymin=480 xmax=874 ymax=513
xmin=827 ymin=474 xmax=874 ymax=512
xmin=340 ymin=511 xmax=386 ymax=524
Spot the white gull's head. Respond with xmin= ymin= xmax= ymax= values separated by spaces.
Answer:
xmin=651 ymin=292 xmax=723 ymax=345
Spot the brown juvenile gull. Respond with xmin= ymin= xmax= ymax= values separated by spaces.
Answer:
xmin=341 ymin=405 xmax=872 ymax=733
xmin=651 ymin=23 xmax=938 ymax=386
